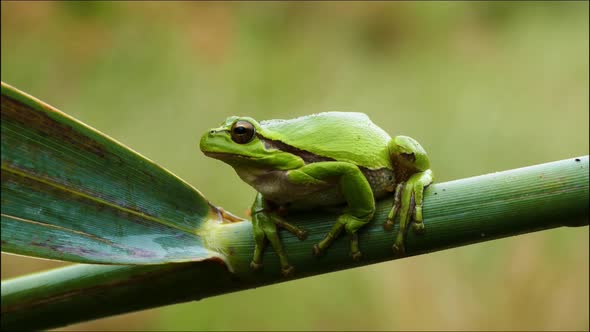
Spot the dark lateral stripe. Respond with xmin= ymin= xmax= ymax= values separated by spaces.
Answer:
xmin=257 ymin=134 xmax=336 ymax=164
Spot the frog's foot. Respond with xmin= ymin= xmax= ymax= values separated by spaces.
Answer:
xmin=250 ymin=260 xmax=263 ymax=271
xmin=313 ymin=215 xmax=348 ymax=257
xmin=350 ymin=251 xmax=362 ymax=261
xmin=412 ymin=206 xmax=425 ymax=234
xmin=313 ymin=225 xmax=341 ymax=257
xmin=349 ymin=233 xmax=362 ymax=261
xmin=281 ymin=265 xmax=295 ymax=277
xmin=383 ymin=220 xmax=394 ymax=232
xmin=391 ymin=242 xmax=405 ymax=256
xmin=296 ymin=229 xmax=308 ymax=241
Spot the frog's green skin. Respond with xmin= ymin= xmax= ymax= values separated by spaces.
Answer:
xmin=200 ymin=112 xmax=433 ymax=276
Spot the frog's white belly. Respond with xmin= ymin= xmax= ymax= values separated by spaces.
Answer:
xmin=235 ymin=166 xmax=395 ymax=209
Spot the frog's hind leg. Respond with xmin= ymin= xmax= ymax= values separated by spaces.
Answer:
xmin=288 ymin=162 xmax=375 ymax=260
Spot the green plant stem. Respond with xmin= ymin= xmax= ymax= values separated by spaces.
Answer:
xmin=2 ymin=156 xmax=589 ymax=330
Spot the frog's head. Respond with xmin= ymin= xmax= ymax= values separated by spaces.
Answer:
xmin=390 ymin=135 xmax=430 ymax=172
xmin=200 ymin=116 xmax=303 ymax=170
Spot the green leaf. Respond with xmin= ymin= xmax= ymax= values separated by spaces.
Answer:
xmin=1 ymin=81 xmax=228 ymax=265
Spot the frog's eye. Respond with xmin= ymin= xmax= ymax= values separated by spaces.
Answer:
xmin=231 ymin=120 xmax=256 ymax=144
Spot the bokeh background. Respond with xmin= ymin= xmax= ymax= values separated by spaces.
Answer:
xmin=1 ymin=1 xmax=588 ymax=331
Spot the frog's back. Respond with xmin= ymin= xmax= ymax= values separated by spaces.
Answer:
xmin=260 ymin=112 xmax=392 ymax=169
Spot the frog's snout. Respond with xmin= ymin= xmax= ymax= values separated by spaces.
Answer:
xmin=199 ymin=129 xmax=214 ymax=152
xmin=200 ymin=128 xmax=229 ymax=154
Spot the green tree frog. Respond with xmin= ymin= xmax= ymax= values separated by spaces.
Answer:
xmin=200 ymin=112 xmax=433 ymax=276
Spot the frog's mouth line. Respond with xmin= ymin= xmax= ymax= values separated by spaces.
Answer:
xmin=202 ymin=151 xmax=257 ymax=161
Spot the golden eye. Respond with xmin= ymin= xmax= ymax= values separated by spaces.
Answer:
xmin=231 ymin=120 xmax=255 ymax=144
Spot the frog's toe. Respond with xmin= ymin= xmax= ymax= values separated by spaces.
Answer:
xmin=350 ymin=250 xmax=363 ymax=261
xmin=297 ymin=229 xmax=309 ymax=241
xmin=250 ymin=261 xmax=263 ymax=271
xmin=392 ymin=243 xmax=405 ymax=256
xmin=312 ymin=244 xmax=324 ymax=257
xmin=383 ymin=219 xmax=395 ymax=231
xmin=412 ymin=221 xmax=425 ymax=234
xmin=281 ymin=265 xmax=295 ymax=277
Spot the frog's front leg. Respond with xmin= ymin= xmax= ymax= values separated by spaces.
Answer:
xmin=288 ymin=162 xmax=375 ymax=260
xmin=384 ymin=135 xmax=434 ymax=255
xmin=250 ymin=193 xmax=295 ymax=276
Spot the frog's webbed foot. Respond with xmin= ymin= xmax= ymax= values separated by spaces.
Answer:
xmin=250 ymin=259 xmax=294 ymax=277
xmin=391 ymin=243 xmax=405 ymax=256
xmin=281 ymin=265 xmax=295 ymax=277
xmin=314 ymin=212 xmax=372 ymax=260
xmin=349 ymin=233 xmax=363 ymax=261
xmin=250 ymin=260 xmax=263 ymax=271
xmin=313 ymin=231 xmax=363 ymax=260
xmin=296 ymin=229 xmax=308 ymax=241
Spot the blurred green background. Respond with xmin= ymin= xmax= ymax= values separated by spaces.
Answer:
xmin=1 ymin=1 xmax=588 ymax=331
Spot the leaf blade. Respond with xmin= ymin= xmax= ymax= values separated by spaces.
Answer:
xmin=1 ymin=81 xmax=225 ymax=264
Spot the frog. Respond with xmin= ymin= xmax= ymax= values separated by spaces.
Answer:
xmin=200 ymin=112 xmax=433 ymax=276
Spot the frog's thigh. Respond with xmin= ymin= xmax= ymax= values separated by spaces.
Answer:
xmin=288 ymin=162 xmax=375 ymax=220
